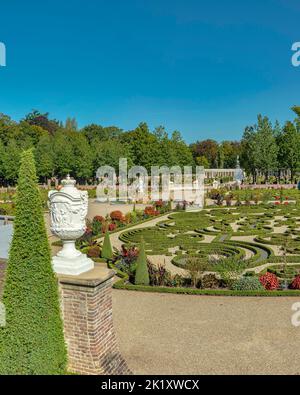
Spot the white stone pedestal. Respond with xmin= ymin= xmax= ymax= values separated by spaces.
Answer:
xmin=52 ymin=240 xmax=94 ymax=276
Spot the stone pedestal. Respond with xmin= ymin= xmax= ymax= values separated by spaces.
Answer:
xmin=58 ymin=264 xmax=131 ymax=375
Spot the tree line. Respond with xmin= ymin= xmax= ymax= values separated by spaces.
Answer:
xmin=0 ymin=107 xmax=299 ymax=185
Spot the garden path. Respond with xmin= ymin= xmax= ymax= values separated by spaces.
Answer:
xmin=113 ymin=290 xmax=300 ymax=374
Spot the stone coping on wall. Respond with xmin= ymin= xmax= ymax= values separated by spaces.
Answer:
xmin=58 ymin=263 xmax=115 ymax=290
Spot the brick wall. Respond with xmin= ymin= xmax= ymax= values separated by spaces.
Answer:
xmin=59 ymin=266 xmax=131 ymax=375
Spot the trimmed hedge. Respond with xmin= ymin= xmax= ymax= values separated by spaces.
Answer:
xmin=113 ymin=277 xmax=300 ymax=297
xmin=0 ymin=150 xmax=67 ymax=375
xmin=134 ymin=238 xmax=150 ymax=286
xmin=101 ymin=231 xmax=113 ymax=260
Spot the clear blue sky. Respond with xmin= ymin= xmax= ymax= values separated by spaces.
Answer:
xmin=0 ymin=0 xmax=300 ymax=142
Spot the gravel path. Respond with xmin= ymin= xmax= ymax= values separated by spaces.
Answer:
xmin=113 ymin=290 xmax=300 ymax=375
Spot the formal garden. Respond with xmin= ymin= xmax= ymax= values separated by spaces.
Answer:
xmin=92 ymin=198 xmax=300 ymax=296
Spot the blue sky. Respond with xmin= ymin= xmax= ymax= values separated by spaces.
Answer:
xmin=0 ymin=0 xmax=300 ymax=142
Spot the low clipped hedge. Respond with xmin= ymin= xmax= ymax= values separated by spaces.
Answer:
xmin=113 ymin=277 xmax=300 ymax=297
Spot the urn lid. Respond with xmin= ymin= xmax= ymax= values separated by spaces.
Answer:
xmin=59 ymin=175 xmax=81 ymax=198
xmin=61 ymin=174 xmax=76 ymax=188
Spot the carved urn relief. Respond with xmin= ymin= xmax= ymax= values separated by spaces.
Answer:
xmin=48 ymin=175 xmax=94 ymax=275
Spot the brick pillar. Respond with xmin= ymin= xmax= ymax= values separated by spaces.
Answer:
xmin=58 ymin=263 xmax=131 ymax=375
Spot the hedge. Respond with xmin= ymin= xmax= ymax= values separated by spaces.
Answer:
xmin=113 ymin=277 xmax=300 ymax=297
xmin=101 ymin=231 xmax=113 ymax=260
xmin=0 ymin=150 xmax=67 ymax=375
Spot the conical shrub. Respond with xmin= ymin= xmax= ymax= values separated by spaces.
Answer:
xmin=0 ymin=150 xmax=67 ymax=374
xmin=135 ymin=238 xmax=150 ymax=286
xmin=101 ymin=231 xmax=113 ymax=260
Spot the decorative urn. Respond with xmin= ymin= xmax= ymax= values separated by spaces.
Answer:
xmin=48 ymin=175 xmax=94 ymax=275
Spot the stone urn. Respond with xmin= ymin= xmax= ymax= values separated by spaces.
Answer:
xmin=48 ymin=175 xmax=94 ymax=275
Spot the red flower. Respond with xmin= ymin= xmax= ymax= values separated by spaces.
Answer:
xmin=154 ymin=200 xmax=163 ymax=207
xmin=93 ymin=215 xmax=105 ymax=223
xmin=85 ymin=227 xmax=92 ymax=235
xmin=291 ymin=275 xmax=300 ymax=290
xmin=110 ymin=210 xmax=125 ymax=221
xmin=259 ymin=272 xmax=279 ymax=290
xmin=108 ymin=223 xmax=117 ymax=231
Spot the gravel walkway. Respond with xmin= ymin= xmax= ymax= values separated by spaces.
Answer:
xmin=113 ymin=290 xmax=300 ymax=375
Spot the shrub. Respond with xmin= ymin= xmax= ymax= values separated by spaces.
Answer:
xmin=144 ymin=206 xmax=159 ymax=217
xmin=114 ymin=245 xmax=139 ymax=281
xmin=101 ymin=231 xmax=113 ymax=260
xmin=259 ymin=272 xmax=279 ymax=290
xmin=76 ymin=226 xmax=93 ymax=248
xmin=124 ymin=212 xmax=131 ymax=224
xmin=290 ymin=275 xmax=300 ymax=290
xmin=0 ymin=207 xmax=8 ymax=215
xmin=185 ymin=258 xmax=208 ymax=288
xmin=93 ymin=215 xmax=105 ymax=223
xmin=154 ymin=200 xmax=163 ymax=207
xmin=148 ymin=262 xmax=172 ymax=286
xmin=232 ymin=276 xmax=264 ymax=291
xmin=215 ymin=258 xmax=247 ymax=288
xmin=171 ymin=274 xmax=190 ymax=288
xmin=0 ymin=150 xmax=67 ymax=374
xmin=129 ymin=211 xmax=137 ymax=223
xmin=135 ymin=238 xmax=150 ymax=286
xmin=92 ymin=217 xmax=103 ymax=235
xmin=110 ymin=210 xmax=124 ymax=221
xmin=87 ymin=245 xmax=101 ymax=258
xmin=108 ymin=223 xmax=117 ymax=232
xmin=201 ymin=273 xmax=221 ymax=289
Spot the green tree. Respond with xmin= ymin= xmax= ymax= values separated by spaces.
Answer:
xmin=169 ymin=131 xmax=194 ymax=167
xmin=135 ymin=238 xmax=150 ymax=286
xmin=93 ymin=139 xmax=133 ymax=172
xmin=69 ymin=132 xmax=93 ymax=182
xmin=190 ymin=139 xmax=218 ymax=168
xmin=221 ymin=141 xmax=241 ymax=168
xmin=65 ymin=117 xmax=78 ymax=132
xmin=3 ymin=140 xmax=21 ymax=185
xmin=253 ymin=115 xmax=278 ymax=182
xmin=121 ymin=122 xmax=160 ymax=170
xmin=277 ymin=121 xmax=300 ymax=182
xmin=241 ymin=115 xmax=278 ymax=183
xmin=292 ymin=106 xmax=300 ymax=132
xmin=218 ymin=145 xmax=225 ymax=168
xmin=195 ymin=155 xmax=210 ymax=168
xmin=52 ymin=132 xmax=75 ymax=177
xmin=241 ymin=126 xmax=257 ymax=182
xmin=0 ymin=150 xmax=66 ymax=374
xmin=81 ymin=124 xmax=122 ymax=143
xmin=0 ymin=140 xmax=5 ymax=183
xmin=23 ymin=110 xmax=59 ymax=135
xmin=35 ymin=134 xmax=55 ymax=182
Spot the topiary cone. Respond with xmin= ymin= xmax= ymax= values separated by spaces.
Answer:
xmin=101 ymin=230 xmax=113 ymax=260
xmin=135 ymin=238 xmax=150 ymax=286
xmin=0 ymin=150 xmax=67 ymax=374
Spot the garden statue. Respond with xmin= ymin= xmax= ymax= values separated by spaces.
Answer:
xmin=212 ymin=179 xmax=219 ymax=189
xmin=48 ymin=175 xmax=94 ymax=275
xmin=234 ymin=155 xmax=244 ymax=188
xmin=136 ymin=175 xmax=148 ymax=203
